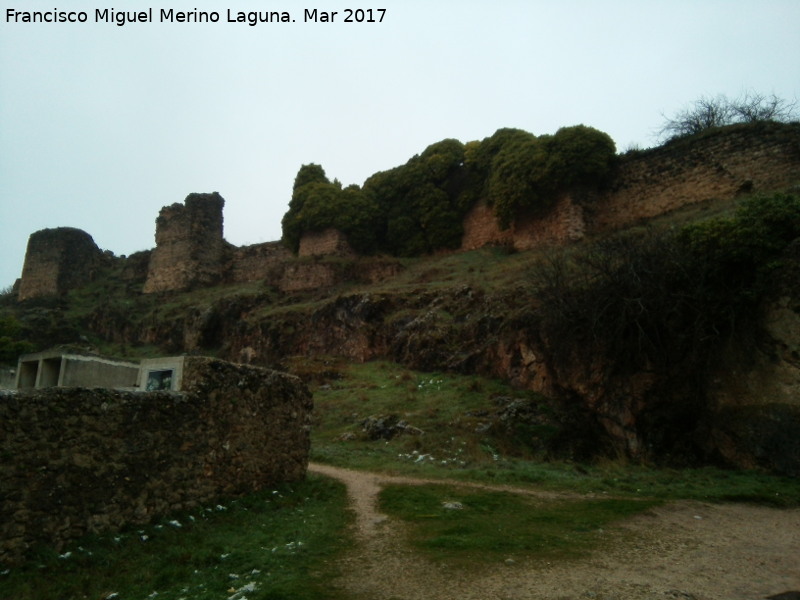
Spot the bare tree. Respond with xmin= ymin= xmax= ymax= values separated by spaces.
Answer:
xmin=658 ymin=91 xmax=798 ymax=141
xmin=731 ymin=90 xmax=798 ymax=123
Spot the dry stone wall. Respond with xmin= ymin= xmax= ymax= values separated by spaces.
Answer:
xmin=0 ymin=357 xmax=312 ymax=566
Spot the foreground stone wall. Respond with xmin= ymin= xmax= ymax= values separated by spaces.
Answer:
xmin=0 ymin=357 xmax=312 ymax=566
xmin=17 ymin=228 xmax=106 ymax=301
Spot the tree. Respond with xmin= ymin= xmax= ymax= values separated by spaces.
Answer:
xmin=363 ymin=138 xmax=470 ymax=256
xmin=486 ymin=126 xmax=616 ymax=228
xmin=0 ymin=315 xmax=34 ymax=363
xmin=658 ymin=91 xmax=798 ymax=141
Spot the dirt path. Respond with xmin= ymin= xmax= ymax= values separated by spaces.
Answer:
xmin=308 ymin=462 xmax=800 ymax=600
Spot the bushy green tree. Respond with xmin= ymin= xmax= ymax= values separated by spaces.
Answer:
xmin=281 ymin=125 xmax=616 ymax=255
xmin=0 ymin=314 xmax=34 ymax=364
xmin=281 ymin=164 xmax=381 ymax=254
xmin=281 ymin=163 xmax=331 ymax=251
xmin=486 ymin=125 xmax=616 ymax=228
xmin=364 ymin=138 xmax=469 ymax=256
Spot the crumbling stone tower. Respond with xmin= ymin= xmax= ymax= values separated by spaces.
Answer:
xmin=17 ymin=227 xmax=105 ymax=301
xmin=143 ymin=192 xmax=227 ymax=293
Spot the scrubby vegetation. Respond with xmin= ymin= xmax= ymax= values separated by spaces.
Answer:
xmin=530 ymin=192 xmax=800 ymax=458
xmin=658 ymin=90 xmax=798 ymax=141
xmin=0 ymin=315 xmax=34 ymax=363
xmin=282 ymin=125 xmax=616 ymax=255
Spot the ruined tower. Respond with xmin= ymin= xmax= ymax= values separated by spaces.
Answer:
xmin=17 ymin=227 xmax=105 ymax=301
xmin=143 ymin=192 xmax=227 ymax=293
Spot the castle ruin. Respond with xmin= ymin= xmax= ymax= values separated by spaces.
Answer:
xmin=17 ymin=227 xmax=106 ymax=301
xmin=14 ymin=122 xmax=800 ymax=300
xmin=142 ymin=192 xmax=227 ymax=293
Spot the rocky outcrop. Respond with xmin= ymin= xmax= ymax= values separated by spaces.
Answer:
xmin=17 ymin=228 xmax=106 ymax=301
xmin=0 ymin=357 xmax=312 ymax=566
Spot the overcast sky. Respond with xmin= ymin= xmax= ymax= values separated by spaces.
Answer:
xmin=1 ymin=0 xmax=799 ymax=288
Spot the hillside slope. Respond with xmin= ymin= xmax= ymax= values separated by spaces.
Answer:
xmin=4 ymin=191 xmax=800 ymax=475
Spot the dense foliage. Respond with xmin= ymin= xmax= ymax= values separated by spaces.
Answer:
xmin=0 ymin=315 xmax=34 ymax=363
xmin=532 ymin=192 xmax=800 ymax=453
xmin=282 ymin=125 xmax=616 ymax=255
xmin=281 ymin=164 xmax=381 ymax=254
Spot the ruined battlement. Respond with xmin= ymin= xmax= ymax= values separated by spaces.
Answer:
xmin=142 ymin=192 xmax=227 ymax=294
xmin=15 ymin=122 xmax=800 ymax=300
xmin=17 ymin=227 xmax=106 ymax=301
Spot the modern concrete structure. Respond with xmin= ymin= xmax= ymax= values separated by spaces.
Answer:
xmin=15 ymin=351 xmax=191 ymax=392
xmin=138 ymin=356 xmax=185 ymax=391
xmin=15 ymin=350 xmax=140 ymax=390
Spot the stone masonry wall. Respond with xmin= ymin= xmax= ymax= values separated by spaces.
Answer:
xmin=17 ymin=228 xmax=106 ymax=301
xmin=462 ymin=122 xmax=800 ymax=250
xmin=227 ymin=241 xmax=293 ymax=284
xmin=591 ymin=121 xmax=800 ymax=232
xmin=143 ymin=193 xmax=227 ymax=293
xmin=0 ymin=357 xmax=312 ymax=566
xmin=298 ymin=228 xmax=356 ymax=257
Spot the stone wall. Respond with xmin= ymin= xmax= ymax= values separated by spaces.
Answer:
xmin=143 ymin=193 xmax=228 ymax=293
xmin=0 ymin=357 xmax=312 ymax=566
xmin=462 ymin=195 xmax=586 ymax=251
xmin=17 ymin=228 xmax=106 ymax=301
xmin=16 ymin=123 xmax=799 ymax=299
xmin=591 ymin=121 xmax=800 ymax=232
xmin=298 ymin=228 xmax=356 ymax=257
xmin=462 ymin=122 xmax=800 ymax=250
xmin=227 ymin=241 xmax=293 ymax=284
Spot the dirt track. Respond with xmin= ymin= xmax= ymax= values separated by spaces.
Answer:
xmin=308 ymin=463 xmax=800 ymax=600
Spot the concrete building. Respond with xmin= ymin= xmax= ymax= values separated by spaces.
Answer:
xmin=16 ymin=350 xmax=140 ymax=390
xmin=138 ymin=356 xmax=185 ymax=391
xmin=14 ymin=350 xmax=191 ymax=392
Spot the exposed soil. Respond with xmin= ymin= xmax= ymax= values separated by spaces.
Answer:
xmin=308 ymin=463 xmax=800 ymax=600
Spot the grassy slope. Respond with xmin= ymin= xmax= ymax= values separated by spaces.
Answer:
xmin=308 ymin=359 xmax=800 ymax=506
xmin=0 ymin=478 xmax=354 ymax=600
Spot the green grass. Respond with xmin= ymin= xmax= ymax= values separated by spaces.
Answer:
xmin=306 ymin=359 xmax=547 ymax=466
xmin=379 ymin=483 xmax=661 ymax=566
xmin=0 ymin=477 xmax=353 ymax=600
xmin=308 ymin=359 xmax=800 ymax=507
